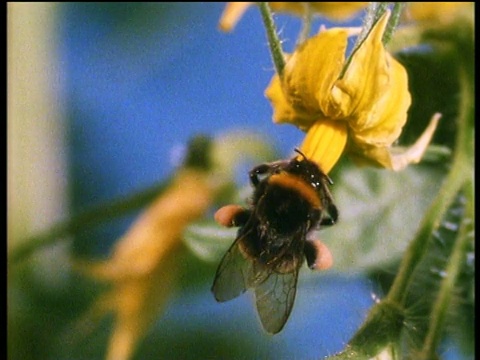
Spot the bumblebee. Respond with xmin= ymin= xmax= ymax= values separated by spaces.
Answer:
xmin=211 ymin=149 xmax=338 ymax=334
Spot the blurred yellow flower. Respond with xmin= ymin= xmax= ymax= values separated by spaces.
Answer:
xmin=402 ymin=2 xmax=474 ymax=27
xmin=219 ymin=2 xmax=367 ymax=32
xmin=265 ymin=11 xmax=439 ymax=173
xmin=73 ymin=168 xmax=215 ymax=360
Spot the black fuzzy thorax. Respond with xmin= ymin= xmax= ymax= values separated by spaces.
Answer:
xmin=254 ymin=182 xmax=314 ymax=235
xmin=245 ymin=175 xmax=321 ymax=268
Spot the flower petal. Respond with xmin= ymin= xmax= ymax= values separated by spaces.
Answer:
xmin=348 ymin=51 xmax=411 ymax=147
xmin=330 ymin=11 xmax=413 ymax=168
xmin=265 ymin=27 xmax=351 ymax=127
xmin=387 ymin=113 xmax=441 ymax=170
xmin=348 ymin=113 xmax=441 ymax=170
xmin=308 ymin=2 xmax=368 ymax=21
xmin=218 ymin=2 xmax=253 ymax=32
xmin=285 ymin=28 xmax=350 ymax=118
xmin=265 ymin=9 xmax=420 ymax=173
xmin=74 ymin=169 xmax=214 ymax=280
xmin=331 ymin=11 xmax=410 ymax=132
xmin=299 ymin=119 xmax=348 ymax=174
xmin=72 ymin=168 xmax=216 ymax=360
xmin=264 ymin=73 xmax=313 ymax=129
xmin=219 ymin=2 xmax=368 ymax=32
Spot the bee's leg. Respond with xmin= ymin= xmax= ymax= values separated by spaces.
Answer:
xmin=215 ymin=204 xmax=252 ymax=227
xmin=249 ymin=163 xmax=273 ymax=187
xmin=320 ymin=217 xmax=335 ymax=226
xmin=304 ymin=239 xmax=333 ymax=270
xmin=319 ymin=203 xmax=338 ymax=226
xmin=328 ymin=203 xmax=339 ymax=223
xmin=231 ymin=208 xmax=251 ymax=227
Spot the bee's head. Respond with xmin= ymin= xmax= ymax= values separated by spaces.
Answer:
xmin=291 ymin=148 xmax=333 ymax=186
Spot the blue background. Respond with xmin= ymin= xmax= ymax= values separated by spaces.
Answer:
xmin=64 ymin=3 xmax=312 ymax=256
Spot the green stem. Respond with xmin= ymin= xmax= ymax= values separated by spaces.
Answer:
xmin=340 ymin=3 xmax=405 ymax=79
xmin=8 ymin=180 xmax=170 ymax=264
xmin=387 ymin=58 xmax=473 ymax=305
xmin=419 ymin=182 xmax=473 ymax=359
xmin=340 ymin=2 xmax=388 ymax=79
xmin=331 ymin=23 xmax=474 ymax=359
xmin=386 ymin=158 xmax=469 ymax=304
xmin=382 ymin=2 xmax=405 ymax=45
xmin=9 ymin=135 xmax=216 ymax=264
xmin=419 ymin=43 xmax=474 ymax=358
xmin=297 ymin=2 xmax=312 ymax=46
xmin=372 ymin=2 xmax=391 ymax=21
xmin=327 ymin=300 xmax=404 ymax=359
xmin=257 ymin=2 xmax=286 ymax=76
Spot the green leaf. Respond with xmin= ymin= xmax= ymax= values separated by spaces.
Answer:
xmin=318 ymin=163 xmax=447 ymax=273
xmin=183 ymin=221 xmax=237 ymax=263
xmin=402 ymin=189 xmax=474 ymax=358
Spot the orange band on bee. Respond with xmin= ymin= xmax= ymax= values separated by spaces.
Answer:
xmin=268 ymin=173 xmax=321 ymax=208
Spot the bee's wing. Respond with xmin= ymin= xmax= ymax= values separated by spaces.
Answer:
xmin=211 ymin=235 xmax=252 ymax=302
xmin=254 ymin=263 xmax=299 ymax=334
xmin=212 ymin=214 xmax=303 ymax=334
xmin=212 ymin=234 xmax=299 ymax=334
xmin=212 ymin=211 xmax=271 ymax=301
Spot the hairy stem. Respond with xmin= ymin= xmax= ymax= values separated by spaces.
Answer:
xmin=419 ymin=182 xmax=473 ymax=359
xmin=258 ymin=2 xmax=286 ymax=76
xmin=387 ymin=57 xmax=473 ymax=305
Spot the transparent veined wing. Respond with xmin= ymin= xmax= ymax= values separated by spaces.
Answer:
xmin=254 ymin=262 xmax=299 ymax=334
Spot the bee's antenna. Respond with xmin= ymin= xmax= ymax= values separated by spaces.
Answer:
xmin=294 ymin=148 xmax=334 ymax=184
xmin=326 ymin=175 xmax=334 ymax=185
xmin=294 ymin=148 xmax=307 ymax=159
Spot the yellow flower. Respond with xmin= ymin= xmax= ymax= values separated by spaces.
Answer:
xmin=73 ymin=168 xmax=215 ymax=360
xmin=402 ymin=2 xmax=474 ymax=27
xmin=219 ymin=2 xmax=368 ymax=32
xmin=265 ymin=11 xmax=439 ymax=174
xmin=218 ymin=2 xmax=251 ymax=32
